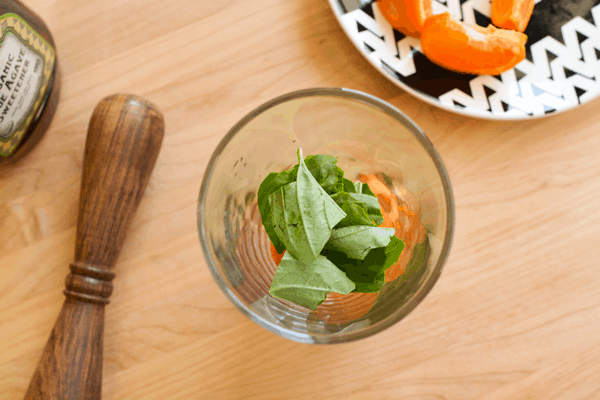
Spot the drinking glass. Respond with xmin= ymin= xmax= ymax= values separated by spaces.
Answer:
xmin=198 ymin=88 xmax=454 ymax=344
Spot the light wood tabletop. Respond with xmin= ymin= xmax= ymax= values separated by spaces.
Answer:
xmin=2 ymin=0 xmax=600 ymax=399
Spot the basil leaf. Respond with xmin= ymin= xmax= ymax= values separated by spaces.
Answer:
xmin=348 ymin=193 xmax=384 ymax=226
xmin=258 ymin=170 xmax=295 ymax=203
xmin=257 ymin=170 xmax=296 ymax=253
xmin=259 ymin=154 xmax=346 ymax=253
xmin=322 ymin=236 xmax=405 ymax=293
xmin=342 ymin=178 xmax=356 ymax=193
xmin=324 ymin=226 xmax=395 ymax=260
xmin=269 ymin=151 xmax=346 ymax=264
xmin=295 ymin=149 xmax=346 ymax=261
xmin=270 ymin=182 xmax=308 ymax=261
xmin=289 ymin=154 xmax=344 ymax=194
xmin=330 ymin=192 xmax=378 ymax=228
xmin=257 ymin=172 xmax=278 ymax=214
xmin=354 ymin=181 xmax=376 ymax=197
xmin=269 ymin=252 xmax=355 ymax=310
xmin=330 ymin=181 xmax=383 ymax=228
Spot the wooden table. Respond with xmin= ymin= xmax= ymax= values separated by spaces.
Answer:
xmin=2 ymin=0 xmax=600 ymax=398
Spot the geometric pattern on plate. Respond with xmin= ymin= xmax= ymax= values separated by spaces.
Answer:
xmin=335 ymin=0 xmax=600 ymax=118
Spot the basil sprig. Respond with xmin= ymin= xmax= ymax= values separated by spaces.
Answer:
xmin=258 ymin=149 xmax=405 ymax=310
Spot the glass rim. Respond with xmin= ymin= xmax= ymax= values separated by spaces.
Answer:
xmin=198 ymin=87 xmax=455 ymax=344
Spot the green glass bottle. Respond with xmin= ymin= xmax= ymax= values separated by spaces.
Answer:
xmin=0 ymin=0 xmax=59 ymax=166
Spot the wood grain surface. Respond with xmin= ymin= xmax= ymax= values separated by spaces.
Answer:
xmin=2 ymin=0 xmax=600 ymax=399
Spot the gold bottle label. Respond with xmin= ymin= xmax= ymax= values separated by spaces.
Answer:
xmin=0 ymin=13 xmax=55 ymax=157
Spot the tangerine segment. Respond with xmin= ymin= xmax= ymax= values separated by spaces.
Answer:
xmin=377 ymin=0 xmax=433 ymax=38
xmin=270 ymin=243 xmax=285 ymax=265
xmin=421 ymin=12 xmax=527 ymax=76
xmin=492 ymin=0 xmax=535 ymax=32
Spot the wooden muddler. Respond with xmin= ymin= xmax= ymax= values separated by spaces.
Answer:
xmin=24 ymin=94 xmax=165 ymax=400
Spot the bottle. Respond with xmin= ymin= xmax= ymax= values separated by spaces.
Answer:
xmin=0 ymin=0 xmax=59 ymax=166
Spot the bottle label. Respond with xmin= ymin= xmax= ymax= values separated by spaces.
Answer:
xmin=0 ymin=13 xmax=55 ymax=157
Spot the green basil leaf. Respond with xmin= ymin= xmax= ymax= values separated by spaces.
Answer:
xmin=269 ymin=252 xmax=355 ymax=310
xmin=322 ymin=236 xmax=405 ymax=293
xmin=348 ymin=193 xmax=384 ymax=226
xmin=295 ymin=149 xmax=346 ymax=261
xmin=269 ymin=151 xmax=346 ymax=264
xmin=330 ymin=192 xmax=378 ymax=228
xmin=261 ymin=149 xmax=405 ymax=309
xmin=257 ymin=172 xmax=293 ymax=253
xmin=258 ymin=152 xmax=348 ymax=254
xmin=258 ymin=170 xmax=295 ymax=204
xmin=353 ymin=271 xmax=386 ymax=293
xmin=354 ymin=181 xmax=363 ymax=194
xmin=342 ymin=178 xmax=356 ymax=193
xmin=270 ymin=182 xmax=307 ymax=261
xmin=354 ymin=181 xmax=376 ymax=197
xmin=289 ymin=154 xmax=344 ymax=194
xmin=324 ymin=226 xmax=395 ymax=260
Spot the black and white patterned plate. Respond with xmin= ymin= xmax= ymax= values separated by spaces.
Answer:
xmin=328 ymin=0 xmax=600 ymax=119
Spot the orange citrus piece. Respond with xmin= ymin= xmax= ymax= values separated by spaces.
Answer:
xmin=377 ymin=0 xmax=433 ymax=38
xmin=492 ymin=0 xmax=535 ymax=32
xmin=270 ymin=242 xmax=285 ymax=265
xmin=421 ymin=12 xmax=527 ymax=76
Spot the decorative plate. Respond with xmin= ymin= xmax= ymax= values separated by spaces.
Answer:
xmin=328 ymin=0 xmax=600 ymax=119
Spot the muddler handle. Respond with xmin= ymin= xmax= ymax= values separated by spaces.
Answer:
xmin=24 ymin=94 xmax=165 ymax=400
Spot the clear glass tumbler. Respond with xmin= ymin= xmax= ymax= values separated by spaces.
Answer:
xmin=198 ymin=88 xmax=454 ymax=344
